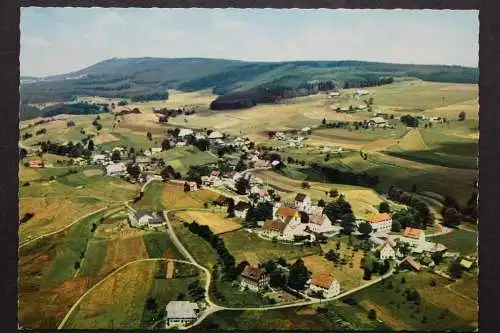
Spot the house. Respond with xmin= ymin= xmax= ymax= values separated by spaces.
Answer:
xmin=28 ymin=159 xmax=44 ymax=168
xmin=144 ymin=150 xmax=152 ymax=156
xmin=366 ymin=213 xmax=392 ymax=234
xmin=178 ymin=128 xmax=194 ymax=138
xmin=73 ymin=157 xmax=87 ymax=166
xmin=261 ymin=219 xmax=288 ymax=239
xmin=201 ymin=176 xmax=211 ymax=186
xmin=357 ymin=89 xmax=369 ymax=96
xmin=294 ymin=193 xmax=312 ymax=213
xmin=129 ymin=210 xmax=154 ymax=228
xmin=234 ymin=201 xmax=251 ymax=219
xmin=136 ymin=156 xmax=151 ymax=165
xmin=274 ymin=207 xmax=301 ymax=226
xmin=106 ymin=162 xmax=127 ymax=176
xmin=399 ymin=256 xmax=422 ymax=272
xmin=176 ymin=141 xmax=187 ymax=147
xmin=429 ymin=116 xmax=442 ymax=123
xmin=195 ymin=133 xmax=207 ymax=140
xmin=400 ymin=227 xmax=426 ymax=248
xmin=301 ymin=127 xmax=311 ymax=133
xmin=328 ymin=92 xmax=341 ymax=98
xmin=92 ymin=154 xmax=107 ymax=163
xmin=151 ymin=147 xmax=162 ymax=154
xmin=357 ymin=104 xmax=368 ymax=110
xmin=165 ymin=301 xmax=199 ymax=327
xmin=239 ymin=265 xmax=270 ymax=292
xmin=208 ymin=131 xmax=224 ymax=139
xmin=275 ymin=132 xmax=286 ymax=140
xmin=460 ymin=259 xmax=474 ymax=270
xmin=148 ymin=215 xmax=166 ymax=228
xmin=271 ymin=160 xmax=281 ymax=168
xmin=424 ymin=242 xmax=448 ymax=253
xmin=184 ymin=181 xmax=198 ymax=192
xmin=309 ymin=273 xmax=340 ymax=298
xmin=340 ymin=107 xmax=349 ymax=112
xmin=369 ymin=117 xmax=388 ymax=127
xmin=378 ymin=239 xmax=396 ymax=260
xmin=307 ymin=213 xmax=335 ymax=234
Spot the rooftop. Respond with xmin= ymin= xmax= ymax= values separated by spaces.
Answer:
xmin=166 ymin=301 xmax=199 ymax=319
xmin=240 ymin=265 xmax=265 ymax=282
xmin=366 ymin=213 xmax=392 ymax=224
xmin=276 ymin=207 xmax=297 ymax=217
xmin=263 ymin=219 xmax=287 ymax=233
xmin=403 ymin=227 xmax=424 ymax=239
xmin=311 ymin=273 xmax=336 ymax=289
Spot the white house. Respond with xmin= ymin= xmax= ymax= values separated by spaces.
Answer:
xmin=239 ymin=265 xmax=270 ymax=292
xmin=328 ymin=92 xmax=341 ymax=98
xmin=178 ymin=128 xmax=194 ymax=137
xmin=294 ymin=193 xmax=313 ymax=213
xmin=429 ymin=116 xmax=443 ymax=123
xmin=307 ymin=213 xmax=335 ymax=234
xmin=151 ymin=147 xmax=162 ymax=154
xmin=273 ymin=207 xmax=301 ymax=226
xmin=378 ymin=239 xmax=396 ymax=260
xmin=366 ymin=213 xmax=392 ymax=234
xmin=301 ymin=127 xmax=311 ymax=133
xmin=208 ymin=131 xmax=224 ymax=139
xmin=92 ymin=154 xmax=107 ymax=163
xmin=234 ymin=201 xmax=251 ymax=219
xmin=165 ymin=301 xmax=199 ymax=328
xmin=309 ymin=273 xmax=340 ymax=298
xmin=357 ymin=89 xmax=369 ymax=96
xmin=369 ymin=117 xmax=388 ymax=128
xmin=271 ymin=160 xmax=281 ymax=168
xmin=129 ymin=210 xmax=154 ymax=228
xmin=106 ymin=162 xmax=127 ymax=176
xmin=261 ymin=219 xmax=288 ymax=239
xmin=399 ymin=227 xmax=426 ymax=248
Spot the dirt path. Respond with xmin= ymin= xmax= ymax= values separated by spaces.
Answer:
xmin=359 ymin=300 xmax=411 ymax=331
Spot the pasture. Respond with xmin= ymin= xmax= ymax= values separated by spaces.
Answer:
xmin=175 ymin=210 xmax=242 ymax=235
xmin=133 ymin=180 xmax=165 ymax=211
xmin=162 ymin=182 xmax=219 ymax=210
xmin=430 ymin=228 xmax=477 ymax=255
xmin=221 ymin=229 xmax=322 ymax=265
xmin=63 ymin=260 xmax=156 ymax=329
xmin=157 ymin=146 xmax=218 ymax=175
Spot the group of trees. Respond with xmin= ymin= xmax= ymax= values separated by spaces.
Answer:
xmin=388 ymin=186 xmax=434 ymax=229
xmin=160 ymin=165 xmax=182 ymax=180
xmin=41 ymin=103 xmax=108 ymax=118
xmin=313 ymin=164 xmax=379 ymax=187
xmin=35 ymin=128 xmax=47 ymax=135
xmin=39 ymin=140 xmax=92 ymax=158
xmin=185 ymin=221 xmax=237 ymax=280
xmin=400 ymin=115 xmax=419 ymax=128
xmin=323 ymin=195 xmax=357 ymax=234
xmin=131 ymin=92 xmax=169 ymax=102
xmin=115 ymin=107 xmax=141 ymax=116
xmin=343 ymin=76 xmax=394 ymax=89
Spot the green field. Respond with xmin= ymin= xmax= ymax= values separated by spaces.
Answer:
xmin=143 ymin=232 xmax=183 ymax=259
xmin=158 ymin=146 xmax=218 ymax=175
xmin=79 ymin=239 xmax=108 ymax=277
xmin=221 ymin=229 xmax=322 ymax=265
xmin=133 ymin=181 xmax=165 ymax=211
xmin=431 ymin=229 xmax=477 ymax=255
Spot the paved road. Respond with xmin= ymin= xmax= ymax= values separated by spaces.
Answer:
xmin=19 ymin=205 xmax=119 ymax=249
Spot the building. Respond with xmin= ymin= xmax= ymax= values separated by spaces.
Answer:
xmin=294 ymin=193 xmax=313 ymax=213
xmin=378 ymin=239 xmax=396 ymax=260
xmin=106 ymin=162 xmax=127 ymax=176
xmin=151 ymin=147 xmax=162 ymax=154
xmin=184 ymin=181 xmax=198 ymax=192
xmin=28 ymin=159 xmax=44 ymax=168
xmin=274 ymin=207 xmax=301 ymax=226
xmin=165 ymin=301 xmax=199 ymax=327
xmin=148 ymin=215 xmax=166 ymax=228
xmin=400 ymin=227 xmax=426 ymax=248
xmin=357 ymin=89 xmax=369 ymax=96
xmin=275 ymin=132 xmax=286 ymax=140
xmin=129 ymin=210 xmax=154 ymax=228
xmin=328 ymin=92 xmax=341 ymax=98
xmin=195 ymin=133 xmax=207 ymax=140
xmin=239 ymin=265 xmax=270 ymax=292
xmin=136 ymin=156 xmax=151 ymax=165
xmin=366 ymin=213 xmax=392 ymax=234
xmin=309 ymin=273 xmax=340 ymax=298
xmin=208 ymin=131 xmax=224 ymax=139
xmin=356 ymin=104 xmax=368 ymax=111
xmin=429 ymin=116 xmax=443 ymax=123
xmin=460 ymin=259 xmax=474 ymax=270
xmin=307 ymin=213 xmax=335 ymax=234
xmin=261 ymin=219 xmax=287 ymax=238
xmin=399 ymin=256 xmax=422 ymax=272
xmin=178 ymin=128 xmax=194 ymax=138
xmin=176 ymin=141 xmax=187 ymax=147
xmin=301 ymin=127 xmax=311 ymax=133
xmin=234 ymin=201 xmax=251 ymax=219
xmin=369 ymin=117 xmax=388 ymax=127
xmin=92 ymin=154 xmax=107 ymax=163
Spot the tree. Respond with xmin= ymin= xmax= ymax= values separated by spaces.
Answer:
xmin=458 ymin=111 xmax=466 ymax=121
xmin=161 ymin=139 xmax=171 ymax=151
xmin=235 ymin=160 xmax=246 ymax=172
xmin=111 ymin=150 xmax=121 ymax=162
xmin=318 ymin=199 xmax=326 ymax=207
xmin=322 ymin=118 xmax=326 ymax=125
xmin=145 ymin=297 xmax=157 ymax=310
xmin=358 ymin=222 xmax=373 ymax=237
xmin=368 ymin=309 xmax=377 ymax=320
xmin=442 ymin=207 xmax=461 ymax=228
xmin=235 ymin=177 xmax=250 ymax=195
xmin=127 ymin=163 xmax=141 ymax=179
xmin=88 ymin=140 xmax=95 ymax=151
xmin=340 ymin=213 xmax=356 ymax=235
xmin=329 ymin=188 xmax=339 ymax=198
xmin=431 ymin=252 xmax=443 ymax=265
xmin=19 ymin=148 xmax=28 ymax=160
xmin=391 ymin=220 xmax=402 ymax=232
xmin=378 ymin=202 xmax=390 ymax=213
xmin=449 ymin=261 xmax=463 ymax=279
xmin=300 ymin=211 xmax=309 ymax=224
xmin=288 ymin=259 xmax=310 ymax=291
xmin=66 ymin=120 xmax=76 ymax=127
xmin=301 ymin=181 xmax=310 ymax=189
xmin=227 ymin=198 xmax=236 ymax=218
xmin=147 ymin=131 xmax=153 ymax=141
xmin=411 ymin=184 xmax=417 ymax=193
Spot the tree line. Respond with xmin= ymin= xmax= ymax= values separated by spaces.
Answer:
xmin=388 ymin=186 xmax=434 ymax=229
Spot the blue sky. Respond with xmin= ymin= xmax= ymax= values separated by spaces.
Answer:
xmin=20 ymin=8 xmax=479 ymax=77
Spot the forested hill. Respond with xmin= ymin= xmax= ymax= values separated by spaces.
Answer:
xmin=21 ymin=57 xmax=478 ymax=105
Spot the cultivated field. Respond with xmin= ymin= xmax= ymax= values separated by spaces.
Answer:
xmin=175 ymin=210 xmax=242 ymax=234
xmin=162 ymin=182 xmax=219 ymax=210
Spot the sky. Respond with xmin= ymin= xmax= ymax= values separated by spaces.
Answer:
xmin=20 ymin=8 xmax=479 ymax=77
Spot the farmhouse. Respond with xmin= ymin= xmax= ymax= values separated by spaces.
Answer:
xmin=234 ymin=201 xmax=251 ymax=219
xmin=307 ymin=213 xmax=335 ymax=234
xmin=261 ymin=219 xmax=287 ymax=239
xmin=28 ymin=159 xmax=44 ymax=168
xmin=239 ymin=265 xmax=270 ymax=292
xmin=366 ymin=213 xmax=392 ymax=234
xmin=369 ymin=117 xmax=388 ymax=127
xmin=165 ymin=301 xmax=199 ymax=328
xmin=400 ymin=227 xmax=426 ymax=248
xmin=273 ymin=207 xmax=301 ymax=226
xmin=309 ymin=273 xmax=340 ymax=298
xmin=129 ymin=210 xmax=154 ymax=228
xmin=294 ymin=193 xmax=312 ymax=213
xmin=208 ymin=131 xmax=224 ymax=139
xmin=378 ymin=239 xmax=396 ymax=260
xmin=178 ymin=128 xmax=194 ymax=137
xmin=399 ymin=256 xmax=422 ymax=272
xmin=106 ymin=162 xmax=127 ymax=176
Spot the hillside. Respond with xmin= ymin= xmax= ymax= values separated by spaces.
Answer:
xmin=21 ymin=57 xmax=479 ymax=106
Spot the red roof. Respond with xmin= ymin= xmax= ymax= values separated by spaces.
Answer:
xmin=401 ymin=256 xmax=421 ymax=271
xmin=378 ymin=239 xmax=396 ymax=251
xmin=262 ymin=220 xmax=287 ymax=233
xmin=403 ymin=227 xmax=424 ymax=239
xmin=366 ymin=213 xmax=392 ymax=224
xmin=309 ymin=213 xmax=325 ymax=225
xmin=276 ymin=207 xmax=297 ymax=217
xmin=311 ymin=273 xmax=335 ymax=289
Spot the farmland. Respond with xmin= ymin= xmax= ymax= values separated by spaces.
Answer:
xmin=175 ymin=210 xmax=242 ymax=235
xmin=162 ymin=182 xmax=219 ymax=210
xmin=430 ymin=228 xmax=477 ymax=255
xmin=133 ymin=180 xmax=165 ymax=211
